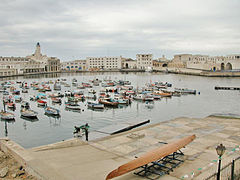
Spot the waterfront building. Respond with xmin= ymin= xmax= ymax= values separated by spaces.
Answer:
xmin=185 ymin=54 xmax=240 ymax=71
xmin=0 ymin=43 xmax=61 ymax=77
xmin=86 ymin=56 xmax=122 ymax=70
xmin=152 ymin=55 xmax=171 ymax=70
xmin=122 ymin=58 xmax=137 ymax=69
xmin=136 ymin=54 xmax=153 ymax=70
xmin=61 ymin=59 xmax=87 ymax=71
xmin=26 ymin=42 xmax=61 ymax=73
xmin=26 ymin=43 xmax=61 ymax=72
xmin=0 ymin=56 xmax=45 ymax=76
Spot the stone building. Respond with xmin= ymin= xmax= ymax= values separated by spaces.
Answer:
xmin=186 ymin=54 xmax=240 ymax=71
xmin=86 ymin=56 xmax=123 ymax=70
xmin=61 ymin=59 xmax=87 ymax=71
xmin=121 ymin=58 xmax=137 ymax=69
xmin=26 ymin=42 xmax=61 ymax=72
xmin=136 ymin=54 xmax=153 ymax=70
xmin=0 ymin=56 xmax=45 ymax=76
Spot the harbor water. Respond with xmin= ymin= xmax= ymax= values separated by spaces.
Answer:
xmin=0 ymin=72 xmax=240 ymax=148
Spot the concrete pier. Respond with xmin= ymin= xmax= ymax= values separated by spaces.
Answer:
xmin=1 ymin=116 xmax=240 ymax=180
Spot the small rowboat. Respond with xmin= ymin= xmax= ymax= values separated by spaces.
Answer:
xmin=20 ymin=108 xmax=38 ymax=118
xmin=0 ymin=111 xmax=15 ymax=120
xmin=87 ymin=102 xmax=104 ymax=109
xmin=51 ymin=97 xmax=62 ymax=104
xmin=44 ymin=106 xmax=60 ymax=116
xmin=65 ymin=103 xmax=81 ymax=110
xmin=99 ymin=98 xmax=119 ymax=107
xmin=37 ymin=100 xmax=47 ymax=106
xmin=7 ymin=102 xmax=16 ymax=109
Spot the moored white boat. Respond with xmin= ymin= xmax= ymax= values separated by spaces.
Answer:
xmin=20 ymin=108 xmax=38 ymax=118
xmin=44 ymin=106 xmax=60 ymax=116
xmin=65 ymin=103 xmax=81 ymax=110
xmin=87 ymin=102 xmax=104 ymax=109
xmin=0 ymin=110 xmax=15 ymax=120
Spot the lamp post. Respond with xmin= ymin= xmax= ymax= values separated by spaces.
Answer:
xmin=216 ymin=144 xmax=226 ymax=180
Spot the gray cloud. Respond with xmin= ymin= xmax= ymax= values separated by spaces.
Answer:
xmin=0 ymin=0 xmax=239 ymax=60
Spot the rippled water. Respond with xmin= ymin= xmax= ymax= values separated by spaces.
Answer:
xmin=0 ymin=72 xmax=240 ymax=148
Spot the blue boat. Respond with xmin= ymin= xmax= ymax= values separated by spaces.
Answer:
xmin=87 ymin=102 xmax=104 ymax=109
xmin=44 ymin=106 xmax=60 ymax=116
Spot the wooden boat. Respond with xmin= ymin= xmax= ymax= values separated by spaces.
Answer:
xmin=88 ymin=89 xmax=96 ymax=94
xmin=153 ymin=91 xmax=172 ymax=97
xmin=106 ymin=135 xmax=196 ymax=180
xmin=21 ymin=101 xmax=30 ymax=109
xmin=87 ymin=102 xmax=104 ymax=109
xmin=22 ymin=89 xmax=28 ymax=93
xmin=82 ymin=83 xmax=92 ymax=88
xmin=12 ymin=90 xmax=20 ymax=95
xmin=37 ymin=100 xmax=47 ymax=106
xmin=51 ymin=97 xmax=62 ymax=104
xmin=99 ymin=98 xmax=119 ymax=107
xmin=21 ymin=108 xmax=38 ymax=118
xmin=44 ymin=106 xmax=60 ymax=116
xmin=7 ymin=102 xmax=16 ymax=109
xmin=0 ymin=111 xmax=15 ymax=120
xmin=65 ymin=103 xmax=81 ymax=110
xmin=14 ymin=95 xmax=22 ymax=103
xmin=175 ymin=88 xmax=196 ymax=95
xmin=53 ymin=83 xmax=61 ymax=91
xmin=67 ymin=97 xmax=79 ymax=103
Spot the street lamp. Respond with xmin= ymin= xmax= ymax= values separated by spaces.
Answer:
xmin=216 ymin=143 xmax=226 ymax=180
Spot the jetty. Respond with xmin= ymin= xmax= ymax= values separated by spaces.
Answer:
xmin=215 ymin=86 xmax=240 ymax=90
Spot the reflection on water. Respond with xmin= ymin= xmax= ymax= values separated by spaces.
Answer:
xmin=0 ymin=72 xmax=240 ymax=148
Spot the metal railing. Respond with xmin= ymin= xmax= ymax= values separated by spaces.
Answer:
xmin=205 ymin=156 xmax=240 ymax=180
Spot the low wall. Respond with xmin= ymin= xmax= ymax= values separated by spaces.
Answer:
xmin=0 ymin=138 xmax=45 ymax=180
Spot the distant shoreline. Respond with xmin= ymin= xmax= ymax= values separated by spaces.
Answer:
xmin=1 ymin=68 xmax=240 ymax=79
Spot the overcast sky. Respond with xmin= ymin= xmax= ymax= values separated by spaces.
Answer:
xmin=0 ymin=0 xmax=239 ymax=61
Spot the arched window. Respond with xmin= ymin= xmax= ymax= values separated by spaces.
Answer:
xmin=226 ymin=63 xmax=232 ymax=70
xmin=221 ymin=63 xmax=224 ymax=70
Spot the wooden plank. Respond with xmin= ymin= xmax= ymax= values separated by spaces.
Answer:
xmin=106 ymin=134 xmax=196 ymax=180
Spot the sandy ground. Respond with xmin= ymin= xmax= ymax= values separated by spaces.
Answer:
xmin=0 ymin=150 xmax=38 ymax=180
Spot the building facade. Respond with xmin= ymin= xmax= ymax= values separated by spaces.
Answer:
xmin=136 ymin=54 xmax=153 ymax=70
xmin=61 ymin=60 xmax=87 ymax=71
xmin=27 ymin=43 xmax=61 ymax=73
xmin=122 ymin=58 xmax=137 ymax=69
xmin=86 ymin=56 xmax=122 ymax=70
xmin=186 ymin=54 xmax=240 ymax=71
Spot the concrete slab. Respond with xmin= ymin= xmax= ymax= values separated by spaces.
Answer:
xmin=1 ymin=116 xmax=240 ymax=180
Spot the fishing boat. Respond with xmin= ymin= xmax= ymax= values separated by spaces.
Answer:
xmin=133 ymin=94 xmax=145 ymax=101
xmin=153 ymin=91 xmax=172 ymax=97
xmin=44 ymin=106 xmax=60 ymax=116
xmin=67 ymin=96 xmax=79 ymax=103
xmin=3 ymin=91 xmax=9 ymax=95
xmin=20 ymin=108 xmax=38 ymax=119
xmin=53 ymin=83 xmax=61 ymax=91
xmin=22 ymin=89 xmax=28 ymax=93
xmin=37 ymin=100 xmax=47 ymax=106
xmin=88 ymin=89 xmax=96 ymax=94
xmin=12 ymin=90 xmax=20 ymax=95
xmin=98 ymin=98 xmax=119 ymax=107
xmin=7 ymin=102 xmax=16 ymax=109
xmin=174 ymin=88 xmax=196 ymax=95
xmin=14 ymin=95 xmax=22 ymax=103
xmin=51 ymin=97 xmax=62 ymax=104
xmin=87 ymin=102 xmax=104 ymax=109
xmin=21 ymin=101 xmax=30 ymax=109
xmin=65 ymin=103 xmax=81 ymax=110
xmin=0 ymin=110 xmax=15 ymax=120
xmin=82 ymin=83 xmax=92 ymax=88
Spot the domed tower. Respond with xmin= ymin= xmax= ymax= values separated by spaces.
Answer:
xmin=34 ymin=42 xmax=42 ymax=59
